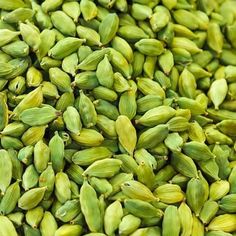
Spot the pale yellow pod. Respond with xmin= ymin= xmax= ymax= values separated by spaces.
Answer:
xmin=83 ymin=159 xmax=122 ymax=178
xmin=25 ymin=206 xmax=44 ymax=228
xmin=207 ymin=22 xmax=223 ymax=54
xmin=178 ymin=68 xmax=197 ymax=99
xmin=12 ymin=86 xmax=43 ymax=119
xmin=0 ymin=93 xmax=8 ymax=131
xmin=55 ymin=224 xmax=83 ymax=236
xmin=119 ymin=214 xmax=141 ymax=235
xmin=154 ymin=184 xmax=185 ymax=204
xmin=21 ymin=125 xmax=47 ymax=146
xmin=192 ymin=214 xmax=204 ymax=236
xmin=18 ymin=187 xmax=47 ymax=210
xmin=55 ymin=172 xmax=71 ymax=203
xmin=70 ymin=129 xmax=104 ymax=147
xmin=207 ymin=214 xmax=236 ymax=232
xmin=0 ymin=149 xmax=12 ymax=194
xmin=209 ymin=180 xmax=230 ymax=201
xmin=178 ymin=202 xmax=193 ymax=236
xmin=40 ymin=211 xmax=58 ymax=236
xmin=0 ymin=215 xmax=18 ymax=236
xmin=116 ymin=115 xmax=137 ymax=156
xmin=111 ymin=36 xmax=133 ymax=63
xmin=208 ymin=78 xmax=228 ymax=110
xmin=121 ymin=180 xmax=157 ymax=201
xmin=104 ymin=201 xmax=123 ymax=235
xmin=171 ymin=37 xmax=202 ymax=54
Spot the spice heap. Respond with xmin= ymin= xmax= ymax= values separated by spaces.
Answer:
xmin=0 ymin=0 xmax=236 ymax=235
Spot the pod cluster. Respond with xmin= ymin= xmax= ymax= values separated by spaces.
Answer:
xmin=0 ymin=0 xmax=236 ymax=235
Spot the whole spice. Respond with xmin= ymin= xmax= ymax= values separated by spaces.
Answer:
xmin=0 ymin=0 xmax=236 ymax=235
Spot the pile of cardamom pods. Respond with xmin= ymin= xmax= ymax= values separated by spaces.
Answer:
xmin=1 ymin=0 xmax=236 ymax=235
